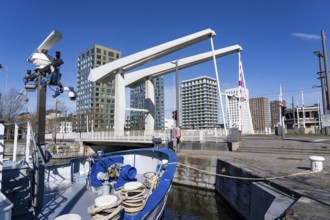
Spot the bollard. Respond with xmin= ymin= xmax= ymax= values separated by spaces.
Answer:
xmin=308 ymin=156 xmax=325 ymax=172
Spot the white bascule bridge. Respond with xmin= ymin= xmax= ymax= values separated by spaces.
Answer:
xmin=88 ymin=28 xmax=247 ymax=136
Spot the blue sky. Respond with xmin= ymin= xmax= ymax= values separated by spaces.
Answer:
xmin=0 ymin=0 xmax=329 ymax=118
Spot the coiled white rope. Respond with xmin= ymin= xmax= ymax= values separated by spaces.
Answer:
xmin=119 ymin=162 xmax=162 ymax=213
xmin=88 ymin=198 xmax=122 ymax=220
xmin=166 ymin=162 xmax=320 ymax=181
xmin=120 ymin=184 xmax=146 ymax=213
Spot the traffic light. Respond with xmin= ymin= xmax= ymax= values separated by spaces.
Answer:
xmin=281 ymin=106 xmax=286 ymax=117
xmin=172 ymin=110 xmax=177 ymax=120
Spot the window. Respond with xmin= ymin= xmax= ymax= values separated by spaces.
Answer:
xmin=97 ymin=48 xmax=101 ymax=53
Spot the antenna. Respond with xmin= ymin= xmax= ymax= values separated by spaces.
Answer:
xmin=27 ymin=30 xmax=63 ymax=68
xmin=37 ymin=30 xmax=63 ymax=53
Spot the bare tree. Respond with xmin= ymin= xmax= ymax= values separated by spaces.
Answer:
xmin=56 ymin=101 xmax=68 ymax=116
xmin=0 ymin=88 xmax=24 ymax=123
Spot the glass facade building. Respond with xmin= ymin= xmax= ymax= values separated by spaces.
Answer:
xmin=130 ymin=77 xmax=164 ymax=130
xmin=76 ymin=44 xmax=121 ymax=131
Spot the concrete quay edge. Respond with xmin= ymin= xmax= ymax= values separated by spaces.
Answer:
xmin=177 ymin=148 xmax=330 ymax=219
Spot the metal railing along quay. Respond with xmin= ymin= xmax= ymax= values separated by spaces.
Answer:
xmin=45 ymin=128 xmax=228 ymax=143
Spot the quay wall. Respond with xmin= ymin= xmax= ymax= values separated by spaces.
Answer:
xmin=179 ymin=141 xmax=229 ymax=151
xmin=3 ymin=142 xmax=83 ymax=159
xmin=174 ymin=154 xmax=295 ymax=219
xmin=174 ymin=154 xmax=217 ymax=190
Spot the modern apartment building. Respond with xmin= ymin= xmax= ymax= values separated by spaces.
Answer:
xmin=76 ymin=44 xmax=121 ymax=132
xmin=225 ymin=87 xmax=254 ymax=134
xmin=130 ymin=77 xmax=165 ymax=130
xmin=181 ymin=76 xmax=218 ymax=129
xmin=249 ymin=97 xmax=270 ymax=131
xmin=270 ymin=100 xmax=286 ymax=128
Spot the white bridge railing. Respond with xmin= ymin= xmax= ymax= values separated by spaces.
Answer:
xmin=45 ymin=128 xmax=228 ymax=143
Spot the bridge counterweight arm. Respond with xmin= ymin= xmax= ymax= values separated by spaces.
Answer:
xmin=88 ymin=28 xmax=216 ymax=83
xmin=125 ymin=45 xmax=242 ymax=88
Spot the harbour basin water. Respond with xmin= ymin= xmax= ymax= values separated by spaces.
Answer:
xmin=163 ymin=184 xmax=240 ymax=220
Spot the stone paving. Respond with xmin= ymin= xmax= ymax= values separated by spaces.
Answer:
xmin=180 ymin=135 xmax=330 ymax=219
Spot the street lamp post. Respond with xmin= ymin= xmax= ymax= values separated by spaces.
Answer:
xmin=314 ymin=52 xmax=327 ymax=112
xmin=0 ymin=64 xmax=8 ymax=96
xmin=321 ymin=31 xmax=330 ymax=115
xmin=175 ymin=61 xmax=180 ymax=128
xmin=171 ymin=61 xmax=180 ymax=128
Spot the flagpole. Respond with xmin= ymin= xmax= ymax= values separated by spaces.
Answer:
xmin=238 ymin=53 xmax=242 ymax=132
xmin=302 ymin=91 xmax=306 ymax=128
xmin=297 ymin=101 xmax=300 ymax=128
xmin=279 ymin=83 xmax=283 ymax=126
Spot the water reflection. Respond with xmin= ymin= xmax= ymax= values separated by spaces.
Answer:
xmin=163 ymin=184 xmax=239 ymax=220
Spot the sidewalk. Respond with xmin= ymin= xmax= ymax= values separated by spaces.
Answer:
xmin=180 ymin=136 xmax=330 ymax=219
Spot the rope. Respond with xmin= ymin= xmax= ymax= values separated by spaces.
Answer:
xmin=119 ymin=185 xmax=146 ymax=213
xmin=144 ymin=172 xmax=160 ymax=189
xmin=88 ymin=198 xmax=122 ymax=220
xmin=119 ymin=161 xmax=162 ymax=214
xmin=167 ymin=162 xmax=321 ymax=181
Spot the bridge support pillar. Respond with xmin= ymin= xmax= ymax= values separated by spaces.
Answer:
xmin=145 ymin=77 xmax=155 ymax=135
xmin=114 ymin=71 xmax=125 ymax=136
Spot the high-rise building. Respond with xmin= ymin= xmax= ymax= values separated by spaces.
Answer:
xmin=270 ymin=100 xmax=286 ymax=129
xmin=76 ymin=44 xmax=121 ymax=131
xmin=181 ymin=76 xmax=218 ymax=129
xmin=225 ymin=87 xmax=254 ymax=134
xmin=249 ymin=97 xmax=270 ymax=131
xmin=130 ymin=77 xmax=164 ymax=130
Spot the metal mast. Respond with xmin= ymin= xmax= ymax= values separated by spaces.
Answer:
xmin=321 ymin=30 xmax=330 ymax=114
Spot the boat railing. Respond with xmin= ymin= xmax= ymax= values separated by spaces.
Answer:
xmin=0 ymin=120 xmax=45 ymax=215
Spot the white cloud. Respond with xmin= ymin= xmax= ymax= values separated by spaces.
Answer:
xmin=291 ymin=32 xmax=320 ymax=40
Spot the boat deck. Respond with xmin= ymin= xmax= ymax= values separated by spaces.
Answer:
xmin=37 ymin=174 xmax=150 ymax=220
xmin=39 ymin=180 xmax=94 ymax=219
